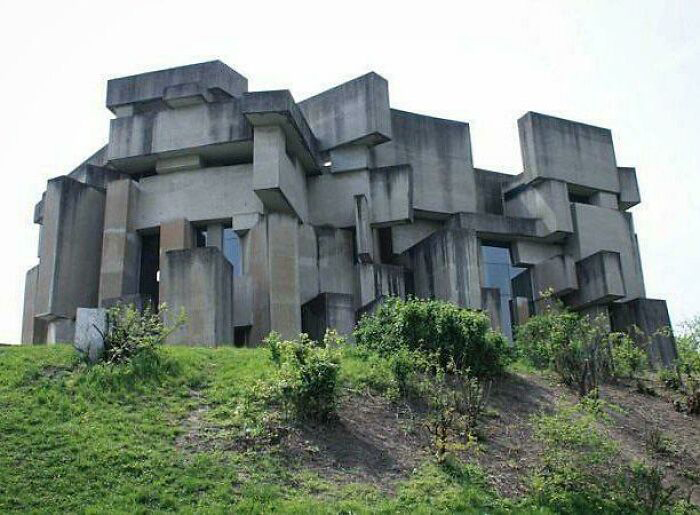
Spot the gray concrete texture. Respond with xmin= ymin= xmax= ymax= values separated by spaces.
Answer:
xmin=21 ymin=60 xmax=675 ymax=365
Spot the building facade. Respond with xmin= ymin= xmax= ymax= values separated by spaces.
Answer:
xmin=21 ymin=61 xmax=676 ymax=364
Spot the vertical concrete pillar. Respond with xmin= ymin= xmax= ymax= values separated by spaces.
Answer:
xmin=35 ymin=177 xmax=106 ymax=323
xmin=268 ymin=213 xmax=301 ymax=340
xmin=159 ymin=218 xmax=193 ymax=305
xmin=247 ymin=213 xmax=301 ymax=344
xmin=206 ymin=223 xmax=224 ymax=251
xmin=21 ymin=265 xmax=39 ymax=344
xmin=354 ymin=194 xmax=373 ymax=263
xmin=99 ymin=179 xmax=140 ymax=305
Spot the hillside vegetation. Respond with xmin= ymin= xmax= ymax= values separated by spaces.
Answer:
xmin=1 ymin=301 xmax=698 ymax=514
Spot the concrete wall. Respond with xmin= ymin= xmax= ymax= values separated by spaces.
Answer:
xmin=369 ymin=165 xmax=413 ymax=225
xmin=134 ymin=164 xmax=262 ymax=231
xmin=106 ymin=60 xmax=248 ymax=111
xmin=568 ymin=203 xmax=645 ymax=301
xmin=35 ymin=177 xmax=106 ymax=322
xmin=372 ymin=109 xmax=477 ymax=216
xmin=164 ymin=247 xmax=233 ymax=346
xmin=505 ymin=179 xmax=573 ymax=237
xmin=21 ymin=265 xmax=40 ymax=344
xmin=99 ymin=179 xmax=140 ymax=305
xmin=299 ymin=72 xmax=392 ymax=150
xmin=403 ymin=229 xmax=481 ymax=309
xmin=519 ymin=112 xmax=620 ymax=193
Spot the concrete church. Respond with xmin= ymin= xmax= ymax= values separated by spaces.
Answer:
xmin=21 ymin=60 xmax=676 ymax=364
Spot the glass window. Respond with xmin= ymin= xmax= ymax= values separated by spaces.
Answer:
xmin=223 ymin=228 xmax=242 ymax=276
xmin=481 ymin=243 xmax=533 ymax=341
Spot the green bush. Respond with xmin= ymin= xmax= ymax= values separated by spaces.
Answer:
xmin=89 ymin=303 xmax=185 ymax=365
xmin=354 ymin=297 xmax=512 ymax=378
xmin=516 ymin=297 xmax=647 ymax=396
xmin=264 ymin=331 xmax=342 ymax=422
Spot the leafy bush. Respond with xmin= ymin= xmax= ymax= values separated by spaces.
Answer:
xmin=264 ymin=331 xmax=341 ymax=422
xmin=354 ymin=297 xmax=512 ymax=378
xmin=516 ymin=297 xmax=646 ymax=396
xmin=669 ymin=317 xmax=700 ymax=415
xmin=91 ymin=303 xmax=185 ymax=365
xmin=421 ymin=361 xmax=491 ymax=462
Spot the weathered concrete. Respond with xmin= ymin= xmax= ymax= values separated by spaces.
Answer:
xmin=164 ymin=247 xmax=233 ymax=346
xmin=610 ymin=299 xmax=677 ymax=367
xmin=35 ymin=177 xmax=106 ymax=321
xmin=301 ymin=292 xmax=355 ymax=343
xmin=22 ymin=61 xmax=671 ymax=352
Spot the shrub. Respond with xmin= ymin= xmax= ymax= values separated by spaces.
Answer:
xmin=516 ymin=297 xmax=646 ymax=397
xmin=670 ymin=317 xmax=700 ymax=415
xmin=421 ymin=361 xmax=491 ymax=463
xmin=92 ymin=303 xmax=185 ymax=365
xmin=264 ymin=331 xmax=341 ymax=422
xmin=354 ymin=297 xmax=512 ymax=378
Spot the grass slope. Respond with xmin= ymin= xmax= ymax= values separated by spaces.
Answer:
xmin=1 ymin=344 xmax=698 ymax=513
xmin=0 ymin=345 xmax=509 ymax=514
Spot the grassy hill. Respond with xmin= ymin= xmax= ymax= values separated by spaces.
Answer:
xmin=1 ymin=343 xmax=698 ymax=513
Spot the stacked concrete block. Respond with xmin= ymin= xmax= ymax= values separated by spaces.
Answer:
xmin=164 ymin=247 xmax=233 ymax=346
xmin=21 ymin=61 xmax=674 ymax=363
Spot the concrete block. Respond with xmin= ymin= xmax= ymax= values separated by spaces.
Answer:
xmin=298 ymin=223 xmax=319 ymax=304
xmin=35 ymin=177 xmax=106 ymax=320
xmin=610 ymin=298 xmax=677 ymax=367
xmin=568 ymin=203 xmax=645 ymax=301
xmin=21 ymin=266 xmax=40 ymax=344
xmin=233 ymin=274 xmax=253 ymax=327
xmin=267 ymin=213 xmax=301 ymax=340
xmin=504 ymin=178 xmax=573 ymax=237
xmin=481 ymin=287 xmax=502 ymax=333
xmin=372 ymin=109 xmax=477 ymax=216
xmin=301 ymin=292 xmax=355 ymax=343
xmin=518 ymin=112 xmax=620 ymax=193
xmin=317 ymin=227 xmax=354 ymax=295
xmin=106 ymin=60 xmax=248 ymax=112
xmin=253 ymin=126 xmax=308 ymax=221
xmin=402 ymin=228 xmax=481 ymax=309
xmin=618 ymin=167 xmax=641 ymax=210
xmin=330 ymin=144 xmax=370 ymax=173
xmin=370 ymin=165 xmax=413 ymax=225
xmin=511 ymin=296 xmax=531 ymax=326
xmin=155 ymin=154 xmax=203 ymax=174
xmin=46 ymin=317 xmax=75 ymax=344
xmin=354 ymin=194 xmax=373 ymax=263
xmin=591 ymin=191 xmax=618 ymax=209
xmin=566 ymin=251 xmax=626 ymax=308
xmin=307 ymin=170 xmax=371 ymax=227
xmin=241 ymin=89 xmax=321 ymax=172
xmin=532 ymin=254 xmax=578 ymax=298
xmin=299 ymin=72 xmax=391 ymax=150
xmin=99 ymin=179 xmax=140 ymax=305
xmin=75 ymin=308 xmax=107 ymax=363
xmin=164 ymin=247 xmax=233 ymax=346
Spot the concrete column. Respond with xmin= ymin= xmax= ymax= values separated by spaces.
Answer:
xmin=99 ymin=179 xmax=140 ymax=306
xmin=36 ymin=177 xmax=106 ymax=322
xmin=206 ymin=223 xmax=224 ymax=251
xmin=21 ymin=265 xmax=40 ymax=344
xmin=354 ymin=194 xmax=373 ymax=263
xmin=159 ymin=218 xmax=194 ymax=305
xmin=248 ymin=213 xmax=302 ymax=344
xmin=268 ymin=213 xmax=301 ymax=340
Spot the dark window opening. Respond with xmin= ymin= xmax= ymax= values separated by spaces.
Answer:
xmin=139 ymin=233 xmax=160 ymax=308
xmin=377 ymin=227 xmax=393 ymax=264
xmin=234 ymin=326 xmax=250 ymax=347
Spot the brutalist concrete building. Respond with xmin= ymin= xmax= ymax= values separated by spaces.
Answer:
xmin=21 ymin=61 xmax=676 ymax=363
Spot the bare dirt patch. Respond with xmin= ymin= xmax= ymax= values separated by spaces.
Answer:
xmin=280 ymin=393 xmax=429 ymax=491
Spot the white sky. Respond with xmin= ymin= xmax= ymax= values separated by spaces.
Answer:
xmin=0 ymin=0 xmax=698 ymax=343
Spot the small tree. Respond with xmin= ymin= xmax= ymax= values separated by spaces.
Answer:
xmin=98 ymin=303 xmax=185 ymax=365
xmin=264 ymin=330 xmax=342 ymax=422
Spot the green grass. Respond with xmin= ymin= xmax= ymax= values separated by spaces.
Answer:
xmin=0 ymin=344 xmax=512 ymax=514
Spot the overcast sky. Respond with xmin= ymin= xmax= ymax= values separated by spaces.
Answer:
xmin=1 ymin=0 xmax=698 ymax=343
